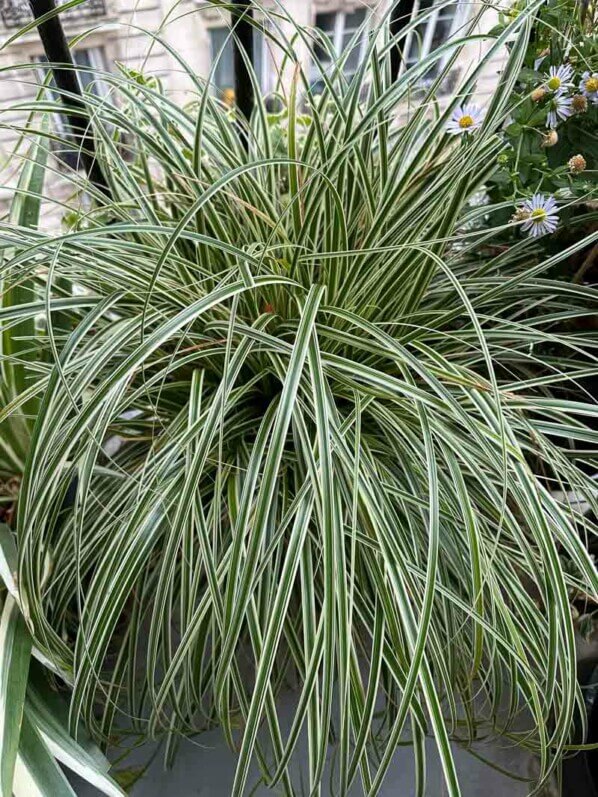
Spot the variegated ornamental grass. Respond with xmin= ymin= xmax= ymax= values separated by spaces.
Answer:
xmin=0 ymin=113 xmax=125 ymax=797
xmin=1 ymin=2 xmax=598 ymax=795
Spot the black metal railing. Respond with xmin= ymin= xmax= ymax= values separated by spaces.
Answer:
xmin=1 ymin=0 xmax=106 ymax=28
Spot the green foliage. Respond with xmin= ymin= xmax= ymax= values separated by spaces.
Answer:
xmin=0 ymin=527 xmax=125 ymax=797
xmin=0 ymin=2 xmax=596 ymax=796
xmin=0 ymin=124 xmax=48 ymax=484
xmin=489 ymin=0 xmax=598 ymax=207
xmin=0 ymin=116 xmax=123 ymax=797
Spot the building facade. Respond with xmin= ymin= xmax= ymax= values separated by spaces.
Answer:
xmin=0 ymin=0 xmax=504 ymax=212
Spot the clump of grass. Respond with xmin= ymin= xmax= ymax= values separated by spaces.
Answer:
xmin=1 ymin=2 xmax=597 ymax=795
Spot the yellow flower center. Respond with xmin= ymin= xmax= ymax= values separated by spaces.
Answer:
xmin=585 ymin=76 xmax=598 ymax=93
xmin=459 ymin=114 xmax=474 ymax=129
xmin=547 ymin=76 xmax=561 ymax=91
xmin=531 ymin=208 xmax=547 ymax=222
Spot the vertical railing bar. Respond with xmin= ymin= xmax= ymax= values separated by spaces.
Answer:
xmin=28 ymin=0 xmax=111 ymax=196
xmin=231 ymin=0 xmax=255 ymax=148
xmin=389 ymin=0 xmax=414 ymax=81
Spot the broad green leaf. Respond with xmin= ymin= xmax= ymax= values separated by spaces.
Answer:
xmin=0 ymin=594 xmax=31 ymax=797
xmin=13 ymin=713 xmax=75 ymax=797
xmin=0 ymin=524 xmax=18 ymax=600
xmin=26 ymin=671 xmax=125 ymax=797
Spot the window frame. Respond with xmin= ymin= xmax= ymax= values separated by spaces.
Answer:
xmin=401 ymin=0 xmax=469 ymax=81
xmin=311 ymin=8 xmax=370 ymax=86
xmin=82 ymin=46 xmax=109 ymax=96
xmin=207 ymin=22 xmax=273 ymax=96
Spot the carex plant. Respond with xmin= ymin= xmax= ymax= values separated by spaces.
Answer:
xmin=0 ymin=115 xmax=125 ymax=797
xmin=1 ymin=1 xmax=597 ymax=795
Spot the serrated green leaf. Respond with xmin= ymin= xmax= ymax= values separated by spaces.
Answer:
xmin=505 ymin=122 xmax=523 ymax=137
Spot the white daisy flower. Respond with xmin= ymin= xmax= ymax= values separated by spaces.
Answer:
xmin=579 ymin=71 xmax=598 ymax=104
xmin=546 ymin=93 xmax=573 ymax=128
xmin=545 ymin=63 xmax=574 ymax=93
xmin=520 ymin=194 xmax=559 ymax=237
xmin=446 ymin=104 xmax=485 ymax=135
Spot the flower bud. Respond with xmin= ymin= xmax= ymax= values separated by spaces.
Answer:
xmin=568 ymin=154 xmax=586 ymax=174
xmin=572 ymin=94 xmax=588 ymax=113
xmin=541 ymin=130 xmax=558 ymax=147
xmin=511 ymin=207 xmax=531 ymax=222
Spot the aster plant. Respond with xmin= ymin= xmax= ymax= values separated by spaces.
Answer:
xmin=0 ymin=2 xmax=597 ymax=796
xmin=516 ymin=192 xmax=560 ymax=236
xmin=546 ymin=91 xmax=573 ymax=129
xmin=491 ymin=0 xmax=598 ymax=236
xmin=544 ymin=63 xmax=574 ymax=93
xmin=579 ymin=70 xmax=598 ymax=103
xmin=446 ymin=104 xmax=486 ymax=135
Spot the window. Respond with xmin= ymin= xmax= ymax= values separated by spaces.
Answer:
xmin=209 ymin=27 xmax=235 ymax=96
xmin=403 ymin=0 xmax=465 ymax=83
xmin=34 ymin=47 xmax=108 ymax=170
xmin=71 ymin=48 xmax=108 ymax=96
xmin=208 ymin=25 xmax=271 ymax=100
xmin=311 ymin=9 xmax=369 ymax=91
xmin=1 ymin=0 xmax=106 ymax=29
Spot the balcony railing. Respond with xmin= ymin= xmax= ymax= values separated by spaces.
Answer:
xmin=1 ymin=0 xmax=107 ymax=28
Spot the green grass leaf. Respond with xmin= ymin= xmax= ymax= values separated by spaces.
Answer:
xmin=0 ymin=594 xmax=31 ymax=797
